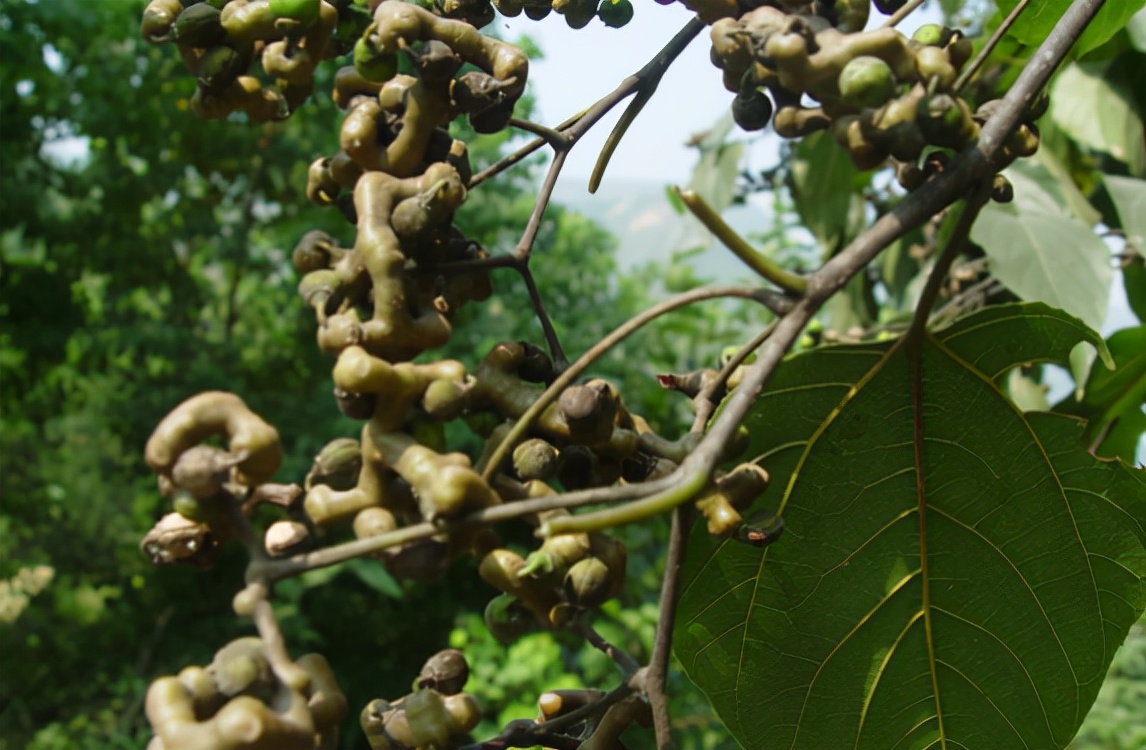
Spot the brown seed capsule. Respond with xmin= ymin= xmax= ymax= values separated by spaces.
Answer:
xmin=265 ymin=520 xmax=310 ymax=556
xmin=418 ymin=649 xmax=470 ymax=695
xmin=513 ymin=438 xmax=561 ymax=481
xmin=516 ymin=341 xmax=556 ymax=383
xmin=896 ymin=160 xmax=926 ymax=191
xmin=731 ymin=89 xmax=774 ymax=132
xmin=563 ymin=556 xmax=612 ymax=608
xmin=334 ymin=387 xmax=376 ymax=420
xmin=209 ymin=637 xmax=274 ymax=699
xmin=991 ymin=174 xmax=1014 ymax=203
xmin=483 ymin=593 xmax=536 ymax=645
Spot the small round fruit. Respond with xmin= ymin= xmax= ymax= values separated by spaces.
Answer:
xmin=418 ymin=649 xmax=470 ymax=695
xmin=915 ymin=45 xmax=956 ymax=89
xmin=269 ymin=0 xmax=322 ymax=26
xmin=991 ymin=174 xmax=1014 ymax=203
xmin=731 ymin=89 xmax=773 ymax=131
xmin=912 ymin=23 xmax=947 ymax=46
xmin=232 ymin=586 xmax=260 ymax=617
xmin=563 ymin=556 xmax=612 ymax=608
xmin=172 ymin=4 xmax=227 ymax=47
xmin=873 ymin=0 xmax=908 ymax=12
xmin=598 ymin=0 xmax=634 ymax=27
xmin=172 ymin=489 xmax=206 ymax=521
xmin=916 ymin=93 xmax=973 ymax=148
xmin=838 ymin=56 xmax=897 ymax=109
xmin=354 ymin=38 xmax=398 ymax=82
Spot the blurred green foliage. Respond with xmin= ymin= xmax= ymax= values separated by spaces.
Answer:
xmin=0 ymin=2 xmax=753 ymax=748
xmin=3 ymin=1 xmax=1141 ymax=749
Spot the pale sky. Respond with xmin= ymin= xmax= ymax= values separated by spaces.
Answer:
xmin=499 ymin=2 xmax=944 ymax=184
xmin=498 ymin=3 xmax=743 ymax=184
xmin=502 ymin=6 xmax=1144 ymax=462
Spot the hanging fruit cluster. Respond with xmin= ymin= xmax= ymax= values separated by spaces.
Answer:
xmin=145 ymin=637 xmax=347 ymax=750
xmin=135 ymin=0 xmax=1025 ymax=747
xmin=702 ymin=1 xmax=1039 ymax=194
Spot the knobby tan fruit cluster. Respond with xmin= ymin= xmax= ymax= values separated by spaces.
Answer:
xmin=699 ymin=0 xmax=1040 ymax=195
xmin=136 ymin=1 xmax=1026 ymax=747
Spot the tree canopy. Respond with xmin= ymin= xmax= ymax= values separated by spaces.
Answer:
xmin=1 ymin=1 xmax=1144 ymax=749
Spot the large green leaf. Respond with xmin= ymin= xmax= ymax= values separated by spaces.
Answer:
xmin=1105 ymin=175 xmax=1146 ymax=250
xmin=971 ymin=162 xmax=1112 ymax=331
xmin=997 ymin=0 xmax=1146 ymax=57
xmin=790 ymin=131 xmax=866 ymax=254
xmin=1129 ymin=8 xmax=1146 ymax=52
xmin=1107 ymin=175 xmax=1146 ymax=321
xmin=1080 ymin=325 xmax=1146 ymax=441
xmin=676 ymin=304 xmax=1146 ymax=750
xmin=678 ymin=112 xmax=745 ymax=250
xmin=1050 ymin=60 xmax=1146 ymax=177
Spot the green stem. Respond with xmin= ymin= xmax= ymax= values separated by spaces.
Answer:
xmin=588 ymin=18 xmax=704 ymax=194
xmin=676 ymin=188 xmax=808 ymax=295
xmin=540 ymin=467 xmax=709 ymax=536
xmin=479 ymin=284 xmax=769 ymax=484
xmin=955 ymin=0 xmax=1031 ymax=93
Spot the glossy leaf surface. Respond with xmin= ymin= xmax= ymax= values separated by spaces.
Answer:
xmin=1050 ymin=61 xmax=1146 ymax=177
xmin=972 ymin=162 xmax=1112 ymax=330
xmin=676 ymin=304 xmax=1146 ymax=750
xmin=997 ymin=0 xmax=1146 ymax=57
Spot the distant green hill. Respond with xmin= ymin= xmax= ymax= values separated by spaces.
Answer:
xmin=552 ymin=176 xmax=772 ymax=282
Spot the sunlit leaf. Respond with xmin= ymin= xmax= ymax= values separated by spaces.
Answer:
xmin=1105 ymin=175 xmax=1146 ymax=250
xmin=1007 ymin=367 xmax=1051 ymax=411
xmin=997 ymin=0 xmax=1146 ymax=56
xmin=676 ymin=304 xmax=1145 ymax=750
xmin=1080 ymin=325 xmax=1146 ymax=446
xmin=790 ymin=131 xmax=865 ymax=254
xmin=1050 ymin=60 xmax=1146 ymax=176
xmin=971 ymin=164 xmax=1112 ymax=330
xmin=1129 ymin=8 xmax=1146 ymax=52
xmin=1105 ymin=174 xmax=1146 ymax=322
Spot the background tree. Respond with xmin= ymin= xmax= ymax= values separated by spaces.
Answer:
xmin=0 ymin=1 xmax=1143 ymax=749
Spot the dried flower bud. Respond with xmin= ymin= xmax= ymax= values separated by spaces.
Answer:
xmin=264 ymin=521 xmax=310 ymax=556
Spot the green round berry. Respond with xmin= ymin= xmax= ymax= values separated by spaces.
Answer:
xmin=837 ymin=55 xmax=897 ymax=109
xmin=268 ymin=0 xmax=321 ymax=26
xmin=731 ymin=89 xmax=773 ymax=131
xmin=354 ymin=37 xmax=398 ymax=82
xmin=597 ymin=0 xmax=634 ymax=28
xmin=912 ymin=23 xmax=946 ymax=46
xmin=171 ymin=489 xmax=206 ymax=521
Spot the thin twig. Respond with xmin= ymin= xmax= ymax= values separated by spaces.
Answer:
xmin=480 ymin=284 xmax=774 ymax=484
xmin=907 ymin=182 xmax=994 ymax=345
xmin=581 ymin=622 xmax=642 ymax=675
xmin=955 ymin=0 xmax=1032 ymax=92
xmin=509 ymin=117 xmax=572 ymax=149
xmin=588 ymin=20 xmax=704 ymax=193
xmin=545 ymin=0 xmax=1109 ymax=537
xmin=646 ymin=505 xmax=691 ymax=749
xmin=468 ymin=110 xmax=586 ymax=190
xmin=691 ymin=322 xmax=778 ymax=430
xmin=256 ymin=475 xmax=679 ymax=583
xmin=881 ymin=0 xmax=926 ymax=27
xmin=675 ymin=188 xmax=807 ymax=294
xmin=517 ymin=256 xmax=569 ymax=368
